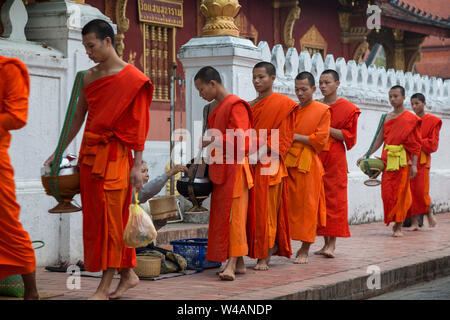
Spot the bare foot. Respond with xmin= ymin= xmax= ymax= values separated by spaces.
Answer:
xmin=254 ymin=244 xmax=278 ymax=271
xmin=254 ymin=259 xmax=269 ymax=271
xmin=322 ymin=248 xmax=335 ymax=258
xmin=235 ymin=257 xmax=246 ymax=274
xmin=109 ymin=268 xmax=139 ymax=300
xmin=314 ymin=246 xmax=327 ymax=256
xmin=427 ymin=212 xmax=437 ymax=228
xmin=218 ymin=270 xmax=235 ymax=281
xmin=294 ymin=251 xmax=308 ymax=264
xmin=89 ymin=292 xmax=109 ymax=300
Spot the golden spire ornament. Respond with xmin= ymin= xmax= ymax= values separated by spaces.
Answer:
xmin=200 ymin=0 xmax=241 ymax=37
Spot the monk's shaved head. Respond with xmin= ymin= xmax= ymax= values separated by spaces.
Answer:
xmin=390 ymin=85 xmax=405 ymax=97
xmin=194 ymin=66 xmax=222 ymax=85
xmin=296 ymin=71 xmax=315 ymax=87
xmin=82 ymin=19 xmax=115 ymax=45
xmin=321 ymin=69 xmax=339 ymax=81
xmin=411 ymin=92 xmax=425 ymax=103
xmin=253 ymin=62 xmax=276 ymax=77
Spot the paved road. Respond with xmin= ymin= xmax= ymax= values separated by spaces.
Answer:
xmin=370 ymin=275 xmax=450 ymax=300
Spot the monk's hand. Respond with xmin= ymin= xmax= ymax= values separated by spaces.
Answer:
xmin=410 ymin=164 xmax=418 ymax=179
xmin=44 ymin=153 xmax=55 ymax=167
xmin=201 ymin=136 xmax=214 ymax=148
xmin=130 ymin=164 xmax=144 ymax=191
xmin=356 ymin=156 xmax=365 ymax=167
xmin=167 ymin=165 xmax=189 ymax=177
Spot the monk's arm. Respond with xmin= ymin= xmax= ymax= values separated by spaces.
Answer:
xmin=410 ymin=154 xmax=418 ymax=178
xmin=421 ymin=124 xmax=441 ymax=154
xmin=130 ymin=151 xmax=144 ymax=191
xmin=0 ymin=64 xmax=29 ymax=136
xmin=44 ymin=89 xmax=87 ymax=165
xmin=293 ymin=134 xmax=311 ymax=146
xmin=366 ymin=126 xmax=384 ymax=157
xmin=329 ymin=128 xmax=344 ymax=141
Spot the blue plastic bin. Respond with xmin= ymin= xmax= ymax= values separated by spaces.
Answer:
xmin=170 ymin=238 xmax=221 ymax=270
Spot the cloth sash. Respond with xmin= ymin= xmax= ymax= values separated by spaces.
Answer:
xmin=420 ymin=150 xmax=427 ymax=165
xmin=285 ymin=142 xmax=313 ymax=173
xmin=384 ymin=144 xmax=407 ymax=171
xmin=322 ymin=136 xmax=338 ymax=152
xmin=79 ymin=131 xmax=116 ymax=180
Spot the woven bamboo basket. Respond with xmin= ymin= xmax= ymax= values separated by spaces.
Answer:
xmin=149 ymin=195 xmax=178 ymax=221
xmin=134 ymin=256 xmax=161 ymax=278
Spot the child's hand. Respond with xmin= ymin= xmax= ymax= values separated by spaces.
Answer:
xmin=44 ymin=153 xmax=55 ymax=167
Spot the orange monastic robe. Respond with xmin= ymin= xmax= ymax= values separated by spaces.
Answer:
xmin=79 ymin=65 xmax=152 ymax=272
xmin=0 ymin=56 xmax=36 ymax=279
xmin=251 ymin=92 xmax=297 ymax=259
xmin=381 ymin=111 xmax=421 ymax=225
xmin=286 ymin=101 xmax=330 ymax=243
xmin=205 ymin=94 xmax=255 ymax=262
xmin=407 ymin=113 xmax=442 ymax=217
xmin=317 ymin=98 xmax=360 ymax=237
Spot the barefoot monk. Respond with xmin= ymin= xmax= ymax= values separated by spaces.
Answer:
xmin=44 ymin=19 xmax=153 ymax=299
xmin=286 ymin=72 xmax=330 ymax=264
xmin=249 ymin=62 xmax=297 ymax=271
xmin=407 ymin=93 xmax=442 ymax=230
xmin=0 ymin=56 xmax=39 ymax=300
xmin=316 ymin=69 xmax=360 ymax=258
xmin=194 ymin=66 xmax=255 ymax=281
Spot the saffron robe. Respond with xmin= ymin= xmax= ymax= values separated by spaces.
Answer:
xmin=79 ymin=64 xmax=152 ymax=272
xmin=251 ymin=92 xmax=297 ymax=259
xmin=205 ymin=94 xmax=255 ymax=262
xmin=407 ymin=113 xmax=442 ymax=217
xmin=317 ymin=98 xmax=360 ymax=237
xmin=381 ymin=111 xmax=421 ymax=225
xmin=286 ymin=101 xmax=330 ymax=243
xmin=0 ymin=56 xmax=36 ymax=279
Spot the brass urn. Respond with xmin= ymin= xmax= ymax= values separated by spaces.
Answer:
xmin=200 ymin=0 xmax=241 ymax=37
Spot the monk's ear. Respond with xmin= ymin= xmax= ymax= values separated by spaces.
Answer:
xmin=336 ymin=80 xmax=341 ymax=88
xmin=312 ymin=85 xmax=317 ymax=94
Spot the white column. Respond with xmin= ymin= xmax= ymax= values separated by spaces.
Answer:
xmin=177 ymin=36 xmax=261 ymax=158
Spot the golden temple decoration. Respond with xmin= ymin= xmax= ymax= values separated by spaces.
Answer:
xmin=115 ymin=0 xmax=129 ymax=58
xmin=200 ymin=0 xmax=241 ymax=37
xmin=353 ymin=40 xmax=369 ymax=63
xmin=300 ymin=25 xmax=327 ymax=58
xmin=127 ymin=50 xmax=137 ymax=65
xmin=283 ymin=5 xmax=301 ymax=48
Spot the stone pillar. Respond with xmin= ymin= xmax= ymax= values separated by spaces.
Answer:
xmin=178 ymin=0 xmax=261 ymax=160
xmin=177 ymin=0 xmax=261 ymax=222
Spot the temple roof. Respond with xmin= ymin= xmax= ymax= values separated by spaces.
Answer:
xmin=377 ymin=0 xmax=450 ymax=37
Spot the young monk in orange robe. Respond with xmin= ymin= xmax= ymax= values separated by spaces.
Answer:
xmin=407 ymin=93 xmax=442 ymax=230
xmin=316 ymin=69 xmax=360 ymax=258
xmin=0 ymin=56 xmax=39 ymax=300
xmin=44 ymin=20 xmax=152 ymax=299
xmin=249 ymin=62 xmax=297 ymax=271
xmin=286 ymin=72 xmax=330 ymax=264
xmin=194 ymin=66 xmax=255 ymax=281
xmin=357 ymin=86 xmax=421 ymax=237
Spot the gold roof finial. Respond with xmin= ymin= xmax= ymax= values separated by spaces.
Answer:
xmin=200 ymin=0 xmax=241 ymax=37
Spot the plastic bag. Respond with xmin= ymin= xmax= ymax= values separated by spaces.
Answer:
xmin=123 ymin=191 xmax=157 ymax=248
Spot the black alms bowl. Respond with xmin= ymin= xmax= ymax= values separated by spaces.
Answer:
xmin=176 ymin=177 xmax=212 ymax=198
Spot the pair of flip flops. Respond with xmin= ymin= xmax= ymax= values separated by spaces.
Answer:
xmin=45 ymin=260 xmax=85 ymax=272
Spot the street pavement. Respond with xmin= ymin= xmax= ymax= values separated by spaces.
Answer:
xmin=31 ymin=212 xmax=450 ymax=300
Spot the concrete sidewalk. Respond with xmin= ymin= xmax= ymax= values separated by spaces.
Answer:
xmin=34 ymin=213 xmax=450 ymax=300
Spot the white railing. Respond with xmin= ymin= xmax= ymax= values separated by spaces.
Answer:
xmin=257 ymin=41 xmax=450 ymax=113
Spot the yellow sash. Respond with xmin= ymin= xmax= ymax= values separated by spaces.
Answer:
xmin=420 ymin=150 xmax=427 ymax=165
xmin=384 ymin=144 xmax=407 ymax=171
xmin=285 ymin=142 xmax=313 ymax=173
